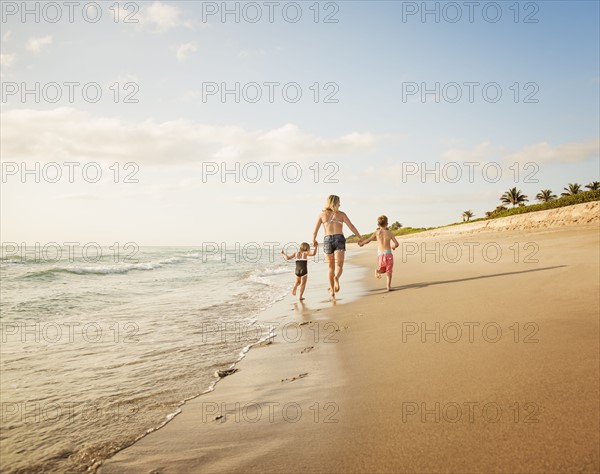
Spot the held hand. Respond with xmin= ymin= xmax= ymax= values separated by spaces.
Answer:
xmin=312 ymin=240 xmax=318 ymax=248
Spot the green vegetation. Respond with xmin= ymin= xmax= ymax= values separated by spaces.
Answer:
xmin=489 ymin=189 xmax=599 ymax=219
xmin=346 ymin=183 xmax=599 ymax=242
xmin=500 ymin=187 xmax=529 ymax=207
xmin=586 ymin=181 xmax=600 ymax=191
xmin=535 ymin=189 xmax=557 ymax=203
xmin=561 ymin=183 xmax=583 ymax=196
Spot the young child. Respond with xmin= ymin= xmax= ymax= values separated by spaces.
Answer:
xmin=281 ymin=242 xmax=318 ymax=300
xmin=359 ymin=215 xmax=399 ymax=291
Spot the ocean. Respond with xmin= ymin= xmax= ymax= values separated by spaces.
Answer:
xmin=0 ymin=245 xmax=316 ymax=473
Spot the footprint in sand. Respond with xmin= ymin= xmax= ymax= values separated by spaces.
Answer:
xmin=333 ymin=326 xmax=349 ymax=333
xmin=281 ymin=373 xmax=308 ymax=383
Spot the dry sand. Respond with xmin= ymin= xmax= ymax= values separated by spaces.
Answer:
xmin=100 ymin=203 xmax=599 ymax=473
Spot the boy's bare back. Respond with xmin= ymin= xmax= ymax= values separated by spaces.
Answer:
xmin=375 ymin=228 xmax=398 ymax=252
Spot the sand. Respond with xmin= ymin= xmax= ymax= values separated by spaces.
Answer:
xmin=99 ymin=204 xmax=599 ymax=473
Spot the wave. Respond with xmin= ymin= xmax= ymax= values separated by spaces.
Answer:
xmin=25 ymin=262 xmax=162 ymax=278
xmin=17 ymin=253 xmax=188 ymax=278
xmin=183 ymin=253 xmax=200 ymax=259
xmin=158 ymin=257 xmax=184 ymax=265
xmin=0 ymin=259 xmax=27 ymax=265
xmin=250 ymin=266 xmax=292 ymax=279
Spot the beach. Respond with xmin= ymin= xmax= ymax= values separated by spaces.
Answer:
xmin=100 ymin=203 xmax=600 ymax=473
xmin=3 ymin=2 xmax=599 ymax=472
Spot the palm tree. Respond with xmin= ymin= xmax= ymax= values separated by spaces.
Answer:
xmin=585 ymin=181 xmax=600 ymax=191
xmin=462 ymin=210 xmax=474 ymax=222
xmin=389 ymin=221 xmax=402 ymax=231
xmin=561 ymin=183 xmax=582 ymax=196
xmin=535 ymin=189 xmax=557 ymax=202
xmin=501 ymin=187 xmax=528 ymax=207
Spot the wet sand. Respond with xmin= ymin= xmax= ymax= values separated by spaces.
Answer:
xmin=100 ymin=212 xmax=599 ymax=473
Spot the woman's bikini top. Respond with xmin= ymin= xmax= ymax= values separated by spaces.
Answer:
xmin=326 ymin=211 xmax=344 ymax=225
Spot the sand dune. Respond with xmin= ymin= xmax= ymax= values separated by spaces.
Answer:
xmin=423 ymin=201 xmax=599 ymax=237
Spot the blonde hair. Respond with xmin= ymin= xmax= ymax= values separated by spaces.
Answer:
xmin=323 ymin=195 xmax=340 ymax=212
xmin=299 ymin=242 xmax=310 ymax=252
xmin=377 ymin=215 xmax=388 ymax=228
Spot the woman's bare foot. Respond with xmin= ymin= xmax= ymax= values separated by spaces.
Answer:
xmin=334 ymin=276 xmax=340 ymax=292
xmin=374 ymin=269 xmax=381 ymax=279
xmin=328 ymin=287 xmax=336 ymax=300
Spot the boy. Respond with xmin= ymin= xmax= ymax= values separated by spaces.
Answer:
xmin=359 ymin=215 xmax=399 ymax=291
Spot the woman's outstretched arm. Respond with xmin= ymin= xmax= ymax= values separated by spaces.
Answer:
xmin=343 ymin=214 xmax=363 ymax=243
xmin=360 ymin=230 xmax=377 ymax=247
xmin=312 ymin=215 xmax=323 ymax=246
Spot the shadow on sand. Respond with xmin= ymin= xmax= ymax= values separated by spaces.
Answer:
xmin=365 ymin=265 xmax=567 ymax=294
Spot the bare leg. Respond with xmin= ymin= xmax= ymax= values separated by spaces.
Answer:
xmin=299 ymin=276 xmax=307 ymax=300
xmin=334 ymin=250 xmax=345 ymax=292
xmin=327 ymin=259 xmax=336 ymax=299
xmin=386 ymin=272 xmax=393 ymax=291
xmin=292 ymin=276 xmax=301 ymax=296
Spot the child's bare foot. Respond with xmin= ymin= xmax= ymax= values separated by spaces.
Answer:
xmin=299 ymin=297 xmax=305 ymax=301
xmin=292 ymin=285 xmax=298 ymax=296
xmin=334 ymin=276 xmax=340 ymax=292
xmin=375 ymin=270 xmax=381 ymax=279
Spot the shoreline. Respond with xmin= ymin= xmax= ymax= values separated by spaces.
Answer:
xmin=97 ymin=251 xmax=369 ymax=473
xmin=100 ymin=215 xmax=599 ymax=473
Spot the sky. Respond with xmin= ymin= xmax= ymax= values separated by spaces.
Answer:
xmin=1 ymin=0 xmax=599 ymax=246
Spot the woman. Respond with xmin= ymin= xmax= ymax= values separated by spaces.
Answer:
xmin=312 ymin=195 xmax=363 ymax=299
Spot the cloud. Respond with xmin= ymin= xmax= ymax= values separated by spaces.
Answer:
xmin=26 ymin=35 xmax=53 ymax=53
xmin=442 ymin=141 xmax=493 ymax=163
xmin=2 ymin=30 xmax=12 ymax=42
xmin=1 ymin=54 xmax=15 ymax=68
xmin=176 ymin=43 xmax=197 ymax=62
xmin=502 ymin=139 xmax=599 ymax=164
xmin=441 ymin=139 xmax=599 ymax=165
xmin=138 ymin=2 xmax=192 ymax=32
xmin=1 ymin=108 xmax=379 ymax=165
